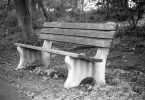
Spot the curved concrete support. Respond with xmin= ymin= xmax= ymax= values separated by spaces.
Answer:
xmin=16 ymin=40 xmax=52 ymax=70
xmin=16 ymin=46 xmax=41 ymax=70
xmin=64 ymin=56 xmax=94 ymax=88
xmin=93 ymin=48 xmax=109 ymax=86
xmin=64 ymin=48 xmax=109 ymax=88
xmin=17 ymin=46 xmax=25 ymax=69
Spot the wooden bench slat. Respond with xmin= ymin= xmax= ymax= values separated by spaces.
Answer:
xmin=41 ymin=28 xmax=115 ymax=39
xmin=14 ymin=43 xmax=102 ymax=62
xmin=39 ymin=34 xmax=112 ymax=48
xmin=44 ymin=22 xmax=117 ymax=30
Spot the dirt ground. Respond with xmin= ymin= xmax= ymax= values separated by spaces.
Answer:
xmin=0 ymin=78 xmax=30 ymax=100
xmin=0 ymin=25 xmax=145 ymax=100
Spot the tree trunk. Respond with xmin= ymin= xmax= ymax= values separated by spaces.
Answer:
xmin=106 ymin=0 xmax=110 ymax=20
xmin=123 ymin=0 xmax=137 ymax=28
xmin=36 ymin=0 xmax=51 ymax=21
xmin=31 ymin=0 xmax=40 ymax=28
xmin=70 ymin=0 xmax=78 ymax=10
xmin=6 ymin=0 xmax=11 ymax=15
xmin=13 ymin=0 xmax=34 ymax=41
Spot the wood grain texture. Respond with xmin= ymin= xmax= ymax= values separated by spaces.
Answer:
xmin=41 ymin=28 xmax=115 ymax=39
xmin=14 ymin=43 xmax=102 ymax=62
xmin=43 ymin=22 xmax=117 ymax=30
xmin=39 ymin=34 xmax=112 ymax=48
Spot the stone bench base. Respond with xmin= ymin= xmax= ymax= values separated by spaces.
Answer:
xmin=64 ymin=55 xmax=106 ymax=88
xmin=15 ymin=41 xmax=52 ymax=70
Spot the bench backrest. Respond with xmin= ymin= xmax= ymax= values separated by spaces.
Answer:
xmin=39 ymin=22 xmax=118 ymax=48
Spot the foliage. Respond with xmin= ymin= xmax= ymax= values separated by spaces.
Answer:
xmin=42 ymin=0 xmax=145 ymax=26
xmin=0 ymin=0 xmax=18 ymax=34
xmin=96 ymin=0 xmax=145 ymax=28
xmin=1 ymin=0 xmax=145 ymax=40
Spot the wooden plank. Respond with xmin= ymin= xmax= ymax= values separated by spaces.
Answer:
xmin=14 ymin=43 xmax=102 ymax=62
xmin=41 ymin=28 xmax=115 ymax=39
xmin=39 ymin=34 xmax=112 ymax=48
xmin=43 ymin=22 xmax=117 ymax=30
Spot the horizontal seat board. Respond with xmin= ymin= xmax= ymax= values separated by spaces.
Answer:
xmin=14 ymin=43 xmax=102 ymax=62
xmin=41 ymin=28 xmax=115 ymax=39
xmin=39 ymin=34 xmax=112 ymax=48
xmin=43 ymin=22 xmax=117 ymax=30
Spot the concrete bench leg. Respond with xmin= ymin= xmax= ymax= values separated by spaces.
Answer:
xmin=16 ymin=40 xmax=52 ymax=70
xmin=16 ymin=46 xmax=42 ymax=70
xmin=64 ymin=48 xmax=109 ymax=89
xmin=41 ymin=40 xmax=52 ymax=67
xmin=93 ymin=48 xmax=109 ymax=87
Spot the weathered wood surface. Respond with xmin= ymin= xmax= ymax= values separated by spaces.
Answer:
xmin=39 ymin=34 xmax=112 ymax=48
xmin=14 ymin=43 xmax=102 ymax=62
xmin=41 ymin=28 xmax=116 ymax=39
xmin=43 ymin=22 xmax=117 ymax=30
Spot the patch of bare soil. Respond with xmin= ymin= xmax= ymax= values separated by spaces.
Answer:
xmin=0 ymin=29 xmax=145 ymax=100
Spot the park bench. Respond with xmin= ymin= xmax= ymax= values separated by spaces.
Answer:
xmin=14 ymin=22 xmax=118 ymax=88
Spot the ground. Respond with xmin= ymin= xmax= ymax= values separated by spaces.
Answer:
xmin=0 ymin=79 xmax=30 ymax=100
xmin=0 ymin=23 xmax=145 ymax=100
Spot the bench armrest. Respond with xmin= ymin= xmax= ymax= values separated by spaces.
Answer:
xmin=14 ymin=43 xmax=102 ymax=62
xmin=77 ymin=54 xmax=102 ymax=62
